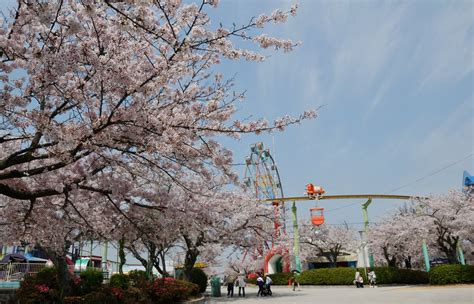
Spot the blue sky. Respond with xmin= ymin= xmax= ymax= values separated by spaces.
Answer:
xmin=1 ymin=0 xmax=472 ymax=228
xmin=209 ymin=0 xmax=473 ymax=226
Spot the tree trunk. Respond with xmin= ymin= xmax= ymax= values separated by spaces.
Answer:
xmin=404 ymin=256 xmax=412 ymax=269
xmin=128 ymin=244 xmax=149 ymax=272
xmin=383 ymin=246 xmax=397 ymax=267
xmin=158 ymin=250 xmax=169 ymax=277
xmin=42 ymin=243 xmax=71 ymax=303
xmin=436 ymin=227 xmax=459 ymax=264
xmin=118 ymin=237 xmax=126 ymax=274
xmin=444 ymin=239 xmax=459 ymax=264
xmin=146 ymin=243 xmax=155 ymax=281
xmin=182 ymin=233 xmax=202 ymax=281
xmin=183 ymin=249 xmax=198 ymax=281
xmin=128 ymin=242 xmax=170 ymax=278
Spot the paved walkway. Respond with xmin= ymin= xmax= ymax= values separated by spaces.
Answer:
xmin=206 ymin=285 xmax=474 ymax=304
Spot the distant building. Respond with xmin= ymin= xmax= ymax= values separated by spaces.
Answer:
xmin=304 ymin=252 xmax=358 ymax=269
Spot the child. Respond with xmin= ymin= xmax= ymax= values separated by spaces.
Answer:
xmin=368 ymin=269 xmax=376 ymax=287
xmin=355 ymin=269 xmax=364 ymax=288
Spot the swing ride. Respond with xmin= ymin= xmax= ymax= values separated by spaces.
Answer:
xmin=265 ymin=184 xmax=427 ymax=228
xmin=244 ymin=142 xmax=427 ymax=274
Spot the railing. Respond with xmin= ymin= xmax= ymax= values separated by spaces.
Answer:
xmin=0 ymin=263 xmax=47 ymax=282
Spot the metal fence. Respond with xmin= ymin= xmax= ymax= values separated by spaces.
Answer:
xmin=0 ymin=263 xmax=47 ymax=282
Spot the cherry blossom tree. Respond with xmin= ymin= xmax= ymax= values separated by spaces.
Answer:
xmin=369 ymin=190 xmax=473 ymax=267
xmin=0 ymin=1 xmax=317 ymax=297
xmin=416 ymin=189 xmax=473 ymax=264
xmin=226 ymin=252 xmax=265 ymax=276
xmin=368 ymin=211 xmax=427 ymax=268
xmin=299 ymin=223 xmax=357 ymax=268
xmin=166 ymin=185 xmax=274 ymax=280
xmin=0 ymin=0 xmax=313 ymax=262
xmin=0 ymin=0 xmax=313 ymax=203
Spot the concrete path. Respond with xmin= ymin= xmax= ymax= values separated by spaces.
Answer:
xmin=206 ymin=285 xmax=474 ymax=304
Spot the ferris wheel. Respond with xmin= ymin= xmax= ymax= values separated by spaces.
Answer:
xmin=244 ymin=142 xmax=286 ymax=237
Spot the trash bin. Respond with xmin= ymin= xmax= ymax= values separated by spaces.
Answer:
xmin=210 ymin=277 xmax=221 ymax=297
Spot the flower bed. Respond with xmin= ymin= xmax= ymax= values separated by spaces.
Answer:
xmin=17 ymin=268 xmax=200 ymax=304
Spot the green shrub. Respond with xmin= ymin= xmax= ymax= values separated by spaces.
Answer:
xmin=109 ymin=273 xmax=130 ymax=289
xmin=16 ymin=267 xmax=65 ymax=304
xmin=430 ymin=264 xmax=474 ymax=285
xmin=461 ymin=265 xmax=474 ymax=283
xmin=299 ymin=268 xmax=356 ymax=285
xmin=83 ymin=287 xmax=119 ymax=304
xmin=64 ymin=296 xmax=85 ymax=304
xmin=35 ymin=267 xmax=60 ymax=289
xmin=189 ymin=268 xmax=208 ymax=293
xmin=79 ymin=268 xmax=103 ymax=295
xmin=128 ymin=270 xmax=149 ymax=287
xmin=268 ymin=272 xmax=293 ymax=285
xmin=122 ymin=286 xmax=152 ymax=304
xmin=16 ymin=276 xmax=61 ymax=304
xmin=298 ymin=267 xmax=428 ymax=285
xmin=369 ymin=267 xmax=428 ymax=284
xmin=396 ymin=268 xmax=429 ymax=284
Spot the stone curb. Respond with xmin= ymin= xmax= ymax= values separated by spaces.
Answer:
xmin=183 ymin=295 xmax=206 ymax=304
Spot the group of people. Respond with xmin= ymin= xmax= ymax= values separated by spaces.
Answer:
xmin=223 ymin=273 xmax=248 ymax=297
xmin=354 ymin=268 xmax=377 ymax=288
xmin=222 ymin=268 xmax=376 ymax=298
xmin=256 ymin=273 xmax=273 ymax=296
xmin=223 ymin=272 xmax=273 ymax=297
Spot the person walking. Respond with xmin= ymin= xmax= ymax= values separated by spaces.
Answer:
xmin=256 ymin=274 xmax=265 ymax=297
xmin=292 ymin=270 xmax=301 ymax=291
xmin=368 ymin=269 xmax=376 ymax=288
xmin=237 ymin=273 xmax=246 ymax=297
xmin=265 ymin=275 xmax=273 ymax=295
xmin=355 ymin=269 xmax=364 ymax=288
xmin=225 ymin=274 xmax=234 ymax=297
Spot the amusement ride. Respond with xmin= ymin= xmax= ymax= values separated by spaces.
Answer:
xmin=243 ymin=142 xmax=431 ymax=274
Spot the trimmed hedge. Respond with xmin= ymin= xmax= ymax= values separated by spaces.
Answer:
xmin=429 ymin=265 xmax=474 ymax=285
xmin=268 ymin=273 xmax=294 ymax=285
xmin=298 ymin=267 xmax=428 ymax=285
xmin=246 ymin=273 xmax=293 ymax=285
xmin=189 ymin=268 xmax=208 ymax=293
xmin=299 ymin=268 xmax=356 ymax=285
xmin=246 ymin=277 xmax=257 ymax=285
xmin=374 ymin=267 xmax=428 ymax=284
